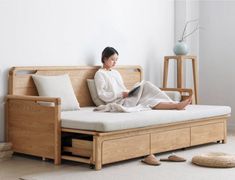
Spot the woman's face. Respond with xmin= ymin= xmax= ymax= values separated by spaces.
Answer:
xmin=104 ymin=53 xmax=118 ymax=69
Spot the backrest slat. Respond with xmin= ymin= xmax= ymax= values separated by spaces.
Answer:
xmin=8 ymin=66 xmax=142 ymax=107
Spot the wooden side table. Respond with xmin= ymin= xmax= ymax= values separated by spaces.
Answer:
xmin=163 ymin=55 xmax=198 ymax=104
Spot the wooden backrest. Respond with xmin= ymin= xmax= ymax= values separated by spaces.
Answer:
xmin=8 ymin=66 xmax=143 ymax=107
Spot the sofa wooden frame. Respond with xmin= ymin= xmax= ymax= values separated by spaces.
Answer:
xmin=5 ymin=66 xmax=229 ymax=170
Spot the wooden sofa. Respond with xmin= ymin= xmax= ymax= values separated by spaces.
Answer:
xmin=5 ymin=65 xmax=230 ymax=170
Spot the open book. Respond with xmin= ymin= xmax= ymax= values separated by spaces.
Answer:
xmin=128 ymin=80 xmax=144 ymax=97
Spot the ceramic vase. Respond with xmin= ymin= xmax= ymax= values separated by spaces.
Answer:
xmin=173 ymin=40 xmax=189 ymax=55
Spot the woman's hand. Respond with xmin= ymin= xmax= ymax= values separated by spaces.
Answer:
xmin=122 ymin=92 xmax=129 ymax=98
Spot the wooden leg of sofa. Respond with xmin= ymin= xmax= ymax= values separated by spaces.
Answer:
xmin=222 ymin=139 xmax=227 ymax=144
xmin=95 ymin=161 xmax=102 ymax=170
xmin=54 ymin=156 xmax=61 ymax=165
xmin=54 ymin=140 xmax=61 ymax=165
xmin=94 ymin=136 xmax=102 ymax=170
xmin=223 ymin=119 xmax=227 ymax=144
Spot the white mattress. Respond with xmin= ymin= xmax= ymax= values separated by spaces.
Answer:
xmin=61 ymin=105 xmax=231 ymax=132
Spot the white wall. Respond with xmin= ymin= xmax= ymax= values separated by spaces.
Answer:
xmin=0 ymin=0 xmax=175 ymax=141
xmin=199 ymin=1 xmax=235 ymax=132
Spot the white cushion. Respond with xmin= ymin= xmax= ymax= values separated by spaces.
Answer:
xmin=87 ymin=79 xmax=105 ymax=106
xmin=61 ymin=105 xmax=231 ymax=132
xmin=32 ymin=74 xmax=80 ymax=111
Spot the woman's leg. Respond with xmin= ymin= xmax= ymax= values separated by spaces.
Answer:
xmin=153 ymin=97 xmax=192 ymax=110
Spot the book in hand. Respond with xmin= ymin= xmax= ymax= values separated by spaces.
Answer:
xmin=128 ymin=81 xmax=144 ymax=97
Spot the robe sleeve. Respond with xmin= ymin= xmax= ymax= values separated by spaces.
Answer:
xmin=94 ymin=71 xmax=123 ymax=103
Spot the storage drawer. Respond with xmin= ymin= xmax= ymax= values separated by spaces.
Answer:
xmin=63 ymin=139 xmax=92 ymax=157
xmin=191 ymin=123 xmax=224 ymax=146
xmin=102 ymin=134 xmax=150 ymax=164
xmin=151 ymin=128 xmax=190 ymax=153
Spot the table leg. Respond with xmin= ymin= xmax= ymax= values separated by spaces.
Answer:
xmin=177 ymin=57 xmax=183 ymax=88
xmin=192 ymin=58 xmax=198 ymax=104
xmin=163 ymin=57 xmax=169 ymax=88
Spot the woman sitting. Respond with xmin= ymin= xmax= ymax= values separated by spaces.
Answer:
xmin=94 ymin=47 xmax=191 ymax=111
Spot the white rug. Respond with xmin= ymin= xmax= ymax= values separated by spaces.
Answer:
xmin=20 ymin=136 xmax=235 ymax=180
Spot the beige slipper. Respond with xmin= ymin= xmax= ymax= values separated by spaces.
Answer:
xmin=160 ymin=154 xmax=186 ymax=162
xmin=141 ymin=154 xmax=161 ymax=166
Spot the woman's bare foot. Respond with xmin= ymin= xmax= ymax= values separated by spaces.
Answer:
xmin=176 ymin=97 xmax=192 ymax=110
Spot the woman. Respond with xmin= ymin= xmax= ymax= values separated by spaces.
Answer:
xmin=94 ymin=47 xmax=191 ymax=110
xmin=94 ymin=47 xmax=190 ymax=165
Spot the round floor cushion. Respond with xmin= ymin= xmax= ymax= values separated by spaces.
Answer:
xmin=192 ymin=152 xmax=235 ymax=168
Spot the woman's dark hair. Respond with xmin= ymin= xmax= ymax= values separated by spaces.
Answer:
xmin=101 ymin=47 xmax=119 ymax=63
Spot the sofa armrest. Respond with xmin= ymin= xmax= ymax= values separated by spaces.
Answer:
xmin=6 ymin=95 xmax=61 ymax=105
xmin=160 ymin=88 xmax=193 ymax=101
xmin=5 ymin=95 xmax=61 ymax=165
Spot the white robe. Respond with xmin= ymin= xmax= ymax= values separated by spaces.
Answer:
xmin=94 ymin=68 xmax=173 ymax=112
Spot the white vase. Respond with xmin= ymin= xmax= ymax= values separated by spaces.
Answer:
xmin=173 ymin=40 xmax=189 ymax=55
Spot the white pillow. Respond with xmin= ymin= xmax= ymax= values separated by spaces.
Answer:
xmin=32 ymin=74 xmax=80 ymax=111
xmin=87 ymin=79 xmax=105 ymax=106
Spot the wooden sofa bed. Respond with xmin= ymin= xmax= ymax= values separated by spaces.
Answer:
xmin=5 ymin=65 xmax=230 ymax=170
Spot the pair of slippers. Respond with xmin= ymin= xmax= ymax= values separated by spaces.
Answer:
xmin=141 ymin=154 xmax=186 ymax=166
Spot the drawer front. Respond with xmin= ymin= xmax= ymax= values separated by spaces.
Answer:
xmin=151 ymin=128 xmax=190 ymax=153
xmin=102 ymin=134 xmax=150 ymax=164
xmin=71 ymin=139 xmax=93 ymax=157
xmin=191 ymin=123 xmax=224 ymax=146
